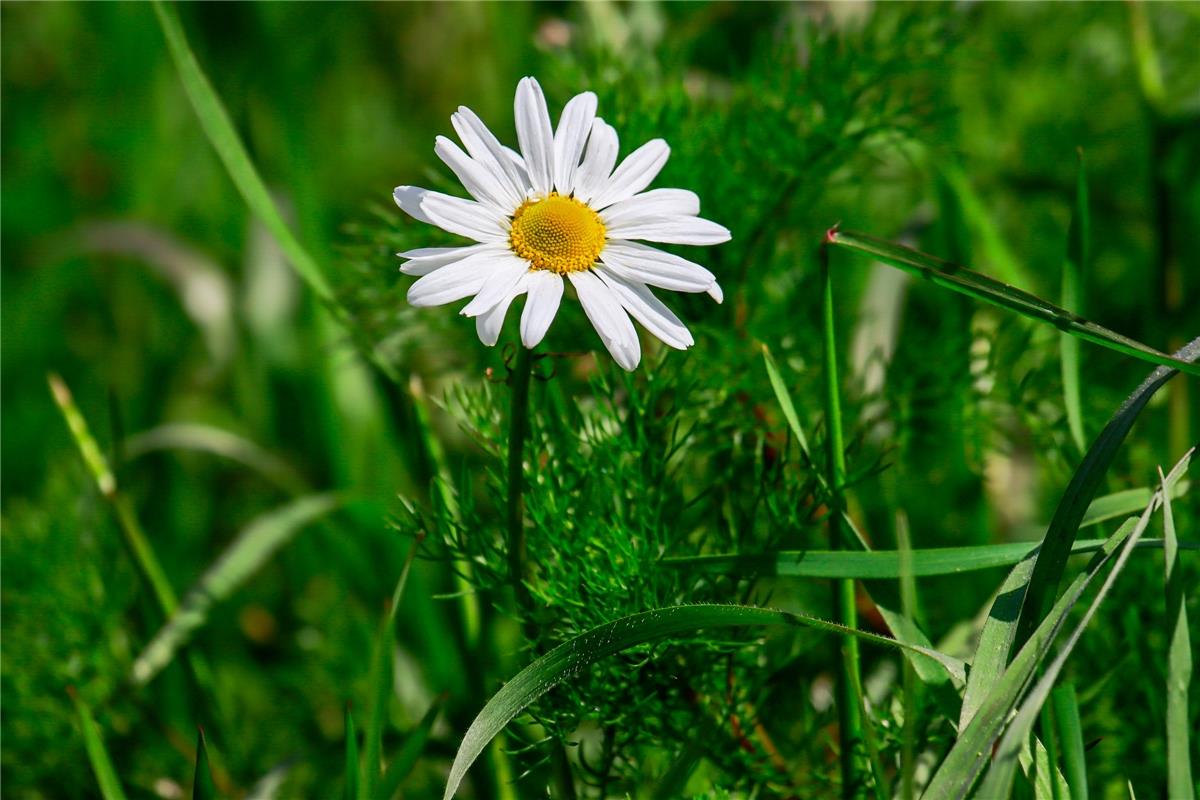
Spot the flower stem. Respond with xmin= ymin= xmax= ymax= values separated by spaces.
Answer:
xmin=819 ymin=243 xmax=868 ymax=798
xmin=507 ymin=346 xmax=535 ymax=625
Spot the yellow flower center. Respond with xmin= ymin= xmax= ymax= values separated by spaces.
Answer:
xmin=509 ymin=193 xmax=606 ymax=274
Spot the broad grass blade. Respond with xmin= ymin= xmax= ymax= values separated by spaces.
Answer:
xmin=443 ymin=604 xmax=965 ymax=799
xmin=131 ymin=494 xmax=341 ymax=685
xmin=69 ymin=688 xmax=129 ymax=800
xmin=827 ymin=231 xmax=1200 ymax=377
xmin=1061 ymin=150 xmax=1090 ymax=453
xmin=1161 ymin=466 xmax=1195 ymax=800
xmin=1051 ymin=684 xmax=1088 ymax=800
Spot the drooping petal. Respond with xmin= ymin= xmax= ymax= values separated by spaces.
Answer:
xmin=406 ymin=250 xmax=504 ymax=307
xmin=599 ymin=240 xmax=716 ymax=293
xmin=595 ymin=265 xmax=694 ymax=350
xmin=604 ymin=215 xmax=731 ymax=246
xmin=399 ymin=243 xmax=498 ymax=276
xmin=552 ymin=92 xmax=597 ymax=196
xmin=434 ymin=136 xmax=515 ymax=211
xmin=568 ymin=269 xmax=641 ymax=371
xmin=707 ymin=283 xmax=724 ymax=304
xmin=419 ymin=193 xmax=509 ymax=243
xmin=460 ymin=255 xmax=531 ymax=317
xmin=589 ymin=139 xmax=670 ymax=210
xmin=475 ymin=274 xmax=530 ymax=346
xmin=600 ymin=188 xmax=701 ymax=227
xmin=393 ymin=185 xmax=435 ymax=224
xmin=514 ymin=77 xmax=554 ymax=196
xmin=451 ymin=106 xmax=529 ymax=202
xmin=573 ymin=118 xmax=619 ymax=205
xmin=520 ymin=270 xmax=564 ymax=348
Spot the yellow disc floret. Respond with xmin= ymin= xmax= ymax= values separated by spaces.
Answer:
xmin=509 ymin=192 xmax=606 ymax=274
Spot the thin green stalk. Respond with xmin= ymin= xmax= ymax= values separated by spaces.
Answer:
xmin=896 ymin=512 xmax=919 ymax=800
xmin=820 ymin=244 xmax=871 ymax=798
xmin=507 ymin=347 xmax=535 ymax=625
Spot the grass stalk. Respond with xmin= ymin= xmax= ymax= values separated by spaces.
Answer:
xmin=507 ymin=347 xmax=535 ymax=625
xmin=819 ymin=242 xmax=870 ymax=798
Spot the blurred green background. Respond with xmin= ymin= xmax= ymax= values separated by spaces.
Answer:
xmin=3 ymin=2 xmax=1198 ymax=797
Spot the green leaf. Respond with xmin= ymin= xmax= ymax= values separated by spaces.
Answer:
xmin=131 ymin=494 xmax=342 ymax=685
xmin=443 ymin=604 xmax=965 ymax=800
xmin=1051 ymin=684 xmax=1088 ymax=800
xmin=193 ymin=728 xmax=218 ymax=800
xmin=69 ymin=688 xmax=129 ymax=800
xmin=344 ymin=705 xmax=359 ymax=800
xmin=1061 ymin=149 xmax=1090 ymax=453
xmin=761 ymin=343 xmax=811 ymax=456
xmin=659 ymin=536 xmax=1193 ymax=579
xmin=827 ymin=231 xmax=1200 ymax=377
xmin=360 ymin=536 xmax=423 ymax=800
xmin=378 ymin=695 xmax=446 ymax=800
xmin=1161 ymin=464 xmax=1195 ymax=800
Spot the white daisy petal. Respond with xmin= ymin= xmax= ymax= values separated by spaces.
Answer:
xmin=460 ymin=255 xmax=530 ymax=317
xmin=434 ymin=136 xmax=512 ymax=210
xmin=399 ymin=243 xmax=497 ymax=276
xmin=515 ymin=77 xmax=555 ymax=196
xmin=707 ymin=283 xmax=724 ymax=304
xmin=476 ymin=274 xmax=530 ymax=346
xmin=590 ymin=139 xmax=670 ymax=210
xmin=569 ymin=270 xmax=641 ymax=371
xmin=501 ymin=145 xmax=531 ymax=191
xmin=451 ymin=106 xmax=529 ymax=201
xmin=553 ymin=91 xmax=598 ymax=196
xmin=406 ymin=251 xmax=502 ymax=307
xmin=600 ymin=188 xmax=701 ymax=227
xmin=599 ymin=240 xmax=716 ymax=293
xmin=595 ymin=265 xmax=694 ymax=350
xmin=419 ymin=193 xmax=509 ymax=243
xmin=521 ymin=270 xmax=565 ymax=348
xmin=605 ymin=215 xmax=731 ymax=245
xmin=573 ymin=118 xmax=619 ymax=205
xmin=393 ymin=185 xmax=435 ymax=224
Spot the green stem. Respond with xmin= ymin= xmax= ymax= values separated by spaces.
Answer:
xmin=820 ymin=246 xmax=871 ymax=799
xmin=507 ymin=347 xmax=535 ymax=627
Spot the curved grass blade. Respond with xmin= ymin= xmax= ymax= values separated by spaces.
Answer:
xmin=125 ymin=423 xmax=309 ymax=495
xmin=827 ymin=230 xmax=1200 ymax=377
xmin=131 ymin=494 xmax=342 ymax=685
xmin=69 ymin=688 xmax=129 ymax=800
xmin=194 ymin=728 xmax=217 ymax=800
xmin=1161 ymin=465 xmax=1195 ymax=800
xmin=1061 ymin=150 xmax=1090 ymax=453
xmin=659 ymin=536 xmax=1192 ymax=580
xmin=443 ymin=604 xmax=965 ymax=799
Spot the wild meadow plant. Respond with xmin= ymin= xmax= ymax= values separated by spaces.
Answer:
xmin=6 ymin=3 xmax=1198 ymax=799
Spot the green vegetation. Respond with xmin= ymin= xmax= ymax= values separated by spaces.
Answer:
xmin=3 ymin=3 xmax=1197 ymax=798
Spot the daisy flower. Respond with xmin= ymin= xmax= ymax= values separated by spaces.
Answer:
xmin=393 ymin=77 xmax=730 ymax=371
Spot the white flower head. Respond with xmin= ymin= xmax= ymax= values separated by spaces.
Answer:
xmin=394 ymin=77 xmax=729 ymax=371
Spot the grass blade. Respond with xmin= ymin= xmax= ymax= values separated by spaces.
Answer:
xmin=1061 ymin=150 xmax=1090 ymax=453
xmin=131 ymin=494 xmax=342 ymax=685
xmin=68 ymin=688 xmax=129 ymax=800
xmin=1051 ymin=684 xmax=1088 ymax=800
xmin=443 ymin=603 xmax=965 ymax=799
xmin=1161 ymin=464 xmax=1194 ymax=800
xmin=826 ymin=230 xmax=1200 ymax=377
xmin=378 ymin=695 xmax=446 ymax=799
xmin=194 ymin=728 xmax=217 ymax=800
xmin=762 ymin=343 xmax=811 ymax=456
xmin=360 ymin=535 xmax=423 ymax=800
xmin=344 ymin=705 xmax=359 ymax=800
xmin=659 ymin=536 xmax=1193 ymax=580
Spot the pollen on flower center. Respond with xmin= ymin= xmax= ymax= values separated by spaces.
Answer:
xmin=509 ymin=192 xmax=606 ymax=274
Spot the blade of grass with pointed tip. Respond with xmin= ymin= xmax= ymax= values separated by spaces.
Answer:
xmin=443 ymin=603 xmax=966 ymax=799
xmin=194 ymin=729 xmax=217 ymax=800
xmin=360 ymin=536 xmax=423 ymax=800
xmin=345 ymin=705 xmax=359 ymax=800
xmin=131 ymin=494 xmax=341 ymax=685
xmin=125 ymin=423 xmax=310 ymax=495
xmin=976 ymin=460 xmax=1176 ymax=798
xmin=69 ymin=688 xmax=129 ymax=800
xmin=1061 ymin=150 xmax=1090 ymax=454
xmin=378 ymin=695 xmax=446 ymax=799
xmin=659 ymin=536 xmax=1193 ymax=580
xmin=1051 ymin=684 xmax=1087 ymax=800
xmin=827 ymin=231 xmax=1200 ymax=376
xmin=939 ymin=163 xmax=1032 ymax=289
xmin=1161 ymin=465 xmax=1195 ymax=800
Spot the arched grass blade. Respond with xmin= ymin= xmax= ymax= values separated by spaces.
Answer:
xmin=131 ymin=494 xmax=342 ymax=685
xmin=443 ymin=604 xmax=965 ymax=799
xmin=826 ymin=230 xmax=1200 ymax=377
xmin=1161 ymin=465 xmax=1195 ymax=800
xmin=69 ymin=687 xmax=129 ymax=800
xmin=125 ymin=423 xmax=310 ymax=495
